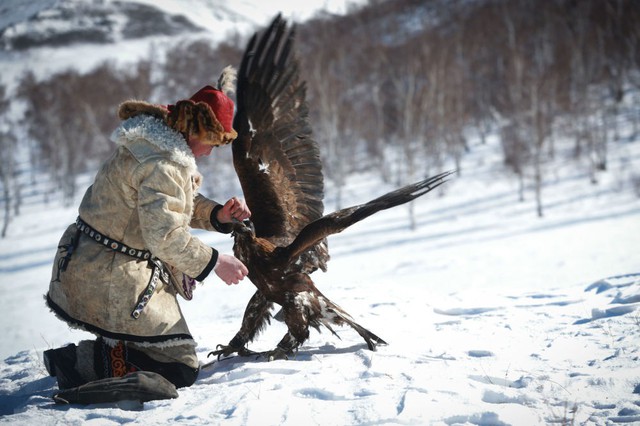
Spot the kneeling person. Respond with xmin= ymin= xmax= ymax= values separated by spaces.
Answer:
xmin=44 ymin=67 xmax=250 ymax=404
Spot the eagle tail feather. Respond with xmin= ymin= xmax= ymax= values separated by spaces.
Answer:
xmin=325 ymin=301 xmax=387 ymax=351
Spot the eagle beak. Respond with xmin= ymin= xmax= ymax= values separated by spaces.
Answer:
xmin=232 ymin=218 xmax=255 ymax=235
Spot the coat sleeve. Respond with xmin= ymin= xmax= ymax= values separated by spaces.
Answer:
xmin=133 ymin=159 xmax=217 ymax=280
xmin=190 ymin=194 xmax=217 ymax=231
xmin=190 ymin=194 xmax=232 ymax=234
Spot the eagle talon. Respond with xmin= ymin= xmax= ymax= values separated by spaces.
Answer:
xmin=207 ymin=344 xmax=258 ymax=360
xmin=257 ymin=347 xmax=294 ymax=362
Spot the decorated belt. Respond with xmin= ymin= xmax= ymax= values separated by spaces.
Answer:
xmin=76 ymin=217 xmax=151 ymax=261
xmin=75 ymin=217 xmax=169 ymax=320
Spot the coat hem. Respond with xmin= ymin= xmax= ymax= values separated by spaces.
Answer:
xmin=45 ymin=293 xmax=196 ymax=347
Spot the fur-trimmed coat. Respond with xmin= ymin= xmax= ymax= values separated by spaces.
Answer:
xmin=47 ymin=104 xmax=227 ymax=349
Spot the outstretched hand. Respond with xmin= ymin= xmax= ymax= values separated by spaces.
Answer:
xmin=214 ymin=254 xmax=248 ymax=285
xmin=216 ymin=197 xmax=251 ymax=224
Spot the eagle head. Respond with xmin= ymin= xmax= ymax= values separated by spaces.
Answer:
xmin=232 ymin=219 xmax=256 ymax=239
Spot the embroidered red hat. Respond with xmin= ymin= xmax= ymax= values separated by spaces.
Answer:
xmin=166 ymin=66 xmax=238 ymax=146
xmin=188 ymin=85 xmax=235 ymax=134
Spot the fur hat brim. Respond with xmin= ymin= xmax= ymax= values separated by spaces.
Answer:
xmin=118 ymin=101 xmax=168 ymax=121
xmin=166 ymin=100 xmax=237 ymax=147
xmin=117 ymin=100 xmax=237 ymax=147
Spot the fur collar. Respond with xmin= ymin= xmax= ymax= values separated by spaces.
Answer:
xmin=110 ymin=114 xmax=197 ymax=171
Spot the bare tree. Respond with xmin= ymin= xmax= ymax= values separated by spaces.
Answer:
xmin=302 ymin=18 xmax=351 ymax=210
xmin=0 ymin=85 xmax=17 ymax=237
xmin=17 ymin=61 xmax=154 ymax=204
xmin=159 ymin=37 xmax=243 ymax=103
xmin=500 ymin=123 xmax=529 ymax=202
xmin=5 ymin=0 xmax=640 ymax=234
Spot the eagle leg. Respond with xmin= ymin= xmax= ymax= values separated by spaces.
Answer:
xmin=208 ymin=290 xmax=275 ymax=360
xmin=257 ymin=332 xmax=300 ymax=361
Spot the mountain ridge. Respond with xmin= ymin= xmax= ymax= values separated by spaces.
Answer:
xmin=0 ymin=0 xmax=361 ymax=91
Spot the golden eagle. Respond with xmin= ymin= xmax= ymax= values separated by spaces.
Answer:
xmin=209 ymin=15 xmax=452 ymax=361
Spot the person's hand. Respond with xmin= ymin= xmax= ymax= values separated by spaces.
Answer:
xmin=217 ymin=197 xmax=251 ymax=224
xmin=214 ymin=254 xmax=248 ymax=285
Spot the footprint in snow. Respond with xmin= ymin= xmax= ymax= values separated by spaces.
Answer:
xmin=434 ymin=307 xmax=499 ymax=316
xmin=468 ymin=350 xmax=494 ymax=358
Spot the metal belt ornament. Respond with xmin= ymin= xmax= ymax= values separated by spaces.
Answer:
xmin=75 ymin=217 xmax=169 ymax=320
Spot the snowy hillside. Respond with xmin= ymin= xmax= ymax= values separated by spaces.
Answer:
xmin=0 ymin=128 xmax=639 ymax=424
xmin=0 ymin=0 xmax=366 ymax=88
xmin=1 ymin=1 xmax=640 ymax=424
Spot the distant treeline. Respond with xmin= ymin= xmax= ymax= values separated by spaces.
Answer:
xmin=1 ymin=0 xmax=639 ymax=236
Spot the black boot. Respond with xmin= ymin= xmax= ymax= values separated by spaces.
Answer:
xmin=43 ymin=344 xmax=87 ymax=390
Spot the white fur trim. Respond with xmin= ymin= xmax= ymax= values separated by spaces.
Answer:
xmin=127 ymin=338 xmax=198 ymax=349
xmin=101 ymin=336 xmax=197 ymax=349
xmin=110 ymin=115 xmax=197 ymax=172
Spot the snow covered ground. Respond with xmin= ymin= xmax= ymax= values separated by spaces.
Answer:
xmin=0 ymin=128 xmax=639 ymax=425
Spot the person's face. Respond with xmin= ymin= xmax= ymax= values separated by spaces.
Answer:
xmin=188 ymin=135 xmax=214 ymax=158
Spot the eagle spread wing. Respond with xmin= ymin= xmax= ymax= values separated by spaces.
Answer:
xmin=209 ymin=15 xmax=453 ymax=361
xmin=281 ymin=170 xmax=454 ymax=263
xmin=232 ymin=14 xmax=325 ymax=263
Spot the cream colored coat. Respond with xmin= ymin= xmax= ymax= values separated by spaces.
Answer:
xmin=47 ymin=114 xmax=223 ymax=347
